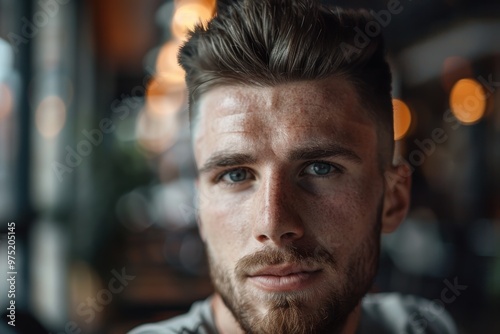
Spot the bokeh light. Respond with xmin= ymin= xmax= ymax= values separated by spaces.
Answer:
xmin=136 ymin=108 xmax=180 ymax=154
xmin=171 ymin=1 xmax=215 ymax=40
xmin=0 ymin=83 xmax=13 ymax=121
xmin=393 ymin=98 xmax=412 ymax=140
xmin=145 ymin=77 xmax=186 ymax=117
xmin=115 ymin=190 xmax=154 ymax=232
xmin=155 ymin=40 xmax=186 ymax=85
xmin=450 ymin=78 xmax=486 ymax=125
xmin=35 ymin=96 xmax=67 ymax=138
xmin=0 ymin=37 xmax=14 ymax=74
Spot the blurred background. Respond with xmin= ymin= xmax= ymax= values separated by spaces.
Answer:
xmin=0 ymin=0 xmax=499 ymax=333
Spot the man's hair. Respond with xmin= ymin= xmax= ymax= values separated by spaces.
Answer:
xmin=178 ymin=0 xmax=394 ymax=163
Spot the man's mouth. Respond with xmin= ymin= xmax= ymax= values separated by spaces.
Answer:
xmin=247 ymin=265 xmax=322 ymax=292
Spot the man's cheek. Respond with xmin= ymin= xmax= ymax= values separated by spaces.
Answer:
xmin=309 ymin=206 xmax=361 ymax=247
xmin=197 ymin=183 xmax=219 ymax=208
xmin=202 ymin=207 xmax=242 ymax=246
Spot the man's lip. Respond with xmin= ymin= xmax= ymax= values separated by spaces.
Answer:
xmin=247 ymin=266 xmax=322 ymax=291
xmin=248 ymin=265 xmax=321 ymax=277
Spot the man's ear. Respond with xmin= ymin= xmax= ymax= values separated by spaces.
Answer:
xmin=381 ymin=163 xmax=412 ymax=234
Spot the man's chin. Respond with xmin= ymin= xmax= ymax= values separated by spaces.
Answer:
xmin=222 ymin=283 xmax=351 ymax=334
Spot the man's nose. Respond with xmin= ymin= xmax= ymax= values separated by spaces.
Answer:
xmin=252 ymin=173 xmax=305 ymax=246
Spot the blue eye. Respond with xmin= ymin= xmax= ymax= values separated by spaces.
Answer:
xmin=303 ymin=162 xmax=336 ymax=176
xmin=221 ymin=168 xmax=248 ymax=183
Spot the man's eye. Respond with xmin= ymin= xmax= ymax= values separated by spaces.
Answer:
xmin=303 ymin=162 xmax=337 ymax=176
xmin=220 ymin=168 xmax=249 ymax=183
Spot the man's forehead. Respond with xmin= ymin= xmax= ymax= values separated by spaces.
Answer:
xmin=193 ymin=79 xmax=369 ymax=135
xmin=193 ymin=80 xmax=377 ymax=157
xmin=198 ymin=79 xmax=355 ymax=116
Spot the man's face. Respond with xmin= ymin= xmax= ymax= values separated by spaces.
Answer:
xmin=193 ymin=78 xmax=388 ymax=334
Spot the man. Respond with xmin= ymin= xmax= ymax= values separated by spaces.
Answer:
xmin=131 ymin=0 xmax=457 ymax=333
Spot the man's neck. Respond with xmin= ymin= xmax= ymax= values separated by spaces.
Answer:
xmin=210 ymin=293 xmax=362 ymax=334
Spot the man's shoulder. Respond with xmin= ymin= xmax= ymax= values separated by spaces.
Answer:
xmin=359 ymin=293 xmax=458 ymax=334
xmin=128 ymin=298 xmax=217 ymax=334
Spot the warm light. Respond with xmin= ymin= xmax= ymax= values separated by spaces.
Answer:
xmin=393 ymin=98 xmax=412 ymax=140
xmin=450 ymin=78 xmax=486 ymax=125
xmin=171 ymin=2 xmax=214 ymax=39
xmin=35 ymin=96 xmax=66 ymax=138
xmin=156 ymin=41 xmax=186 ymax=85
xmin=136 ymin=109 xmax=179 ymax=154
xmin=145 ymin=77 xmax=186 ymax=117
xmin=0 ymin=83 xmax=13 ymax=121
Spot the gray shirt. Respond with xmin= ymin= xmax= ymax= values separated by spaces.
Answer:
xmin=129 ymin=293 xmax=458 ymax=334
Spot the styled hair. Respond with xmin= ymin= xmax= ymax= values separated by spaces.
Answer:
xmin=179 ymin=0 xmax=394 ymax=162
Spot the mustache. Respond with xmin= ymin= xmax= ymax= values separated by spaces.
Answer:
xmin=235 ymin=245 xmax=336 ymax=278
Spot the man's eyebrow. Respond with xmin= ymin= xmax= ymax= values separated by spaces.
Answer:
xmin=287 ymin=144 xmax=363 ymax=164
xmin=198 ymin=144 xmax=362 ymax=175
xmin=198 ymin=152 xmax=257 ymax=174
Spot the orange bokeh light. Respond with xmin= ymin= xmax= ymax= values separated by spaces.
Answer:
xmin=155 ymin=41 xmax=186 ymax=85
xmin=450 ymin=78 xmax=486 ymax=125
xmin=145 ymin=77 xmax=186 ymax=117
xmin=0 ymin=83 xmax=13 ymax=121
xmin=393 ymin=98 xmax=412 ymax=140
xmin=171 ymin=1 xmax=215 ymax=39
xmin=35 ymin=96 xmax=66 ymax=138
xmin=136 ymin=109 xmax=179 ymax=154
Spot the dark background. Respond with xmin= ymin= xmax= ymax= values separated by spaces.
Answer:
xmin=0 ymin=0 xmax=499 ymax=333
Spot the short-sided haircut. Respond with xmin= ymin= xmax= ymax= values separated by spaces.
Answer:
xmin=179 ymin=0 xmax=394 ymax=164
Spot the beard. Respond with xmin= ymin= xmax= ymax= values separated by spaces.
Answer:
xmin=206 ymin=207 xmax=382 ymax=334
